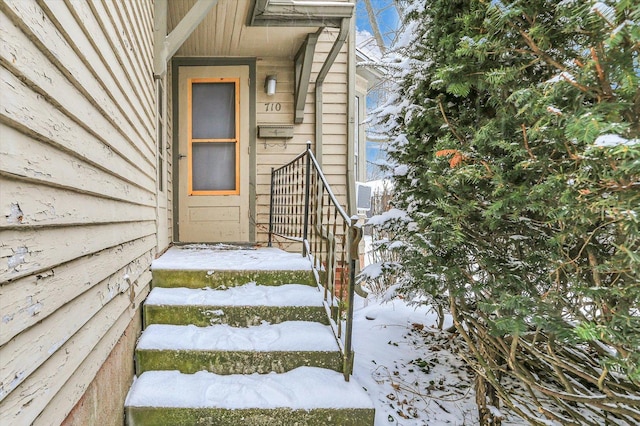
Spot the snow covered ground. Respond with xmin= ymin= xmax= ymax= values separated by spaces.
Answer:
xmin=355 ymin=236 xmax=534 ymax=425
xmin=352 ymin=294 xmax=526 ymax=425
xmin=356 ymin=235 xmax=482 ymax=425
xmin=352 ymin=295 xmax=480 ymax=425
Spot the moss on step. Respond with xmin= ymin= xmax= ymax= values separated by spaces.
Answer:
xmin=126 ymin=406 xmax=375 ymax=426
xmin=135 ymin=349 xmax=343 ymax=375
xmin=143 ymin=305 xmax=329 ymax=327
xmin=151 ymin=269 xmax=315 ymax=289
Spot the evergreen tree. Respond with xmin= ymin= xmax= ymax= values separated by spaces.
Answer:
xmin=378 ymin=0 xmax=639 ymax=424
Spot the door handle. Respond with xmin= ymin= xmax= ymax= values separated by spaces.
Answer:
xmin=179 ymin=154 xmax=187 ymax=159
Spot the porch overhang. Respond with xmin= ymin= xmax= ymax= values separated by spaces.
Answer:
xmin=248 ymin=1 xmax=354 ymax=125
xmin=249 ymin=0 xmax=354 ymax=28
xmin=157 ymin=0 xmax=354 ymax=140
xmin=154 ymin=0 xmax=220 ymax=78
xmin=155 ymin=1 xmax=354 ymax=77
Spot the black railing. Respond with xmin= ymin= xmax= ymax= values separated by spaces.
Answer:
xmin=269 ymin=142 xmax=362 ymax=380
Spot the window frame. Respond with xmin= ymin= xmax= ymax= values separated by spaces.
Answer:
xmin=187 ymin=77 xmax=241 ymax=196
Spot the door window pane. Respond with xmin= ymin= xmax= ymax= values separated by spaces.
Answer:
xmin=192 ymin=83 xmax=235 ymax=139
xmin=192 ymin=143 xmax=236 ymax=191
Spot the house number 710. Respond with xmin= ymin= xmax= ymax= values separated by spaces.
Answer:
xmin=264 ymin=102 xmax=281 ymax=112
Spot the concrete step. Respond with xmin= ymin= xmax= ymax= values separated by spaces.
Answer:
xmin=135 ymin=322 xmax=343 ymax=375
xmin=144 ymin=283 xmax=329 ymax=327
xmin=127 ymin=245 xmax=375 ymax=425
xmin=151 ymin=246 xmax=314 ymax=289
xmin=125 ymin=367 xmax=375 ymax=426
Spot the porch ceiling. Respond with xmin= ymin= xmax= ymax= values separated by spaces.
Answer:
xmin=168 ymin=0 xmax=350 ymax=58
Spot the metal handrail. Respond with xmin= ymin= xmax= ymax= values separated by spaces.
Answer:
xmin=268 ymin=142 xmax=362 ymax=380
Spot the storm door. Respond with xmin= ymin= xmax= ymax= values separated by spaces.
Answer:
xmin=178 ymin=66 xmax=250 ymax=242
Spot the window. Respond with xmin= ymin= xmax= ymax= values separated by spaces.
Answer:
xmin=188 ymin=78 xmax=240 ymax=195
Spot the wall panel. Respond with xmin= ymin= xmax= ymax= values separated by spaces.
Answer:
xmin=0 ymin=0 xmax=157 ymax=423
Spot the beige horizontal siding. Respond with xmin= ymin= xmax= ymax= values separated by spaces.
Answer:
xmin=0 ymin=235 xmax=156 ymax=346
xmin=1 ymin=2 xmax=155 ymax=163
xmin=0 ymin=179 xmax=155 ymax=229
xmin=0 ymin=125 xmax=155 ymax=207
xmin=0 ymin=254 xmax=151 ymax=408
xmin=0 ymin=0 xmax=156 ymax=424
xmin=40 ymin=290 xmax=146 ymax=426
xmin=98 ymin=0 xmax=155 ymax=121
xmin=253 ymin=28 xmax=350 ymax=245
xmin=3 ymin=273 xmax=150 ymax=425
xmin=45 ymin=0 xmax=153 ymax=141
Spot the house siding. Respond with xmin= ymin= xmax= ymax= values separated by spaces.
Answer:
xmin=255 ymin=29 xmax=350 ymax=245
xmin=0 ymin=0 xmax=158 ymax=424
xmin=1 ymin=0 xmax=355 ymax=421
xmin=61 ymin=311 xmax=142 ymax=426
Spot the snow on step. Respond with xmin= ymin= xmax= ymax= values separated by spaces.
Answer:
xmin=146 ymin=282 xmax=322 ymax=307
xmin=137 ymin=322 xmax=338 ymax=352
xmin=151 ymin=245 xmax=312 ymax=271
xmin=126 ymin=367 xmax=373 ymax=410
